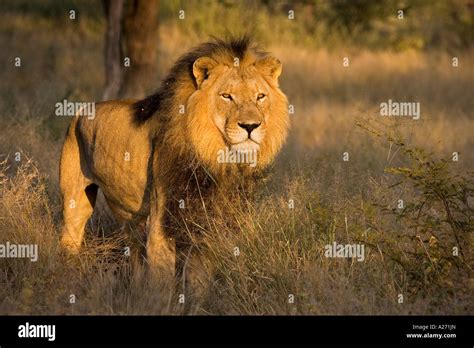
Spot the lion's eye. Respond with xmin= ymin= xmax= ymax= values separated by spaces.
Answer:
xmin=221 ymin=93 xmax=233 ymax=101
xmin=257 ymin=93 xmax=266 ymax=101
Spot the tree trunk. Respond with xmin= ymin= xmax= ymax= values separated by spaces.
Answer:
xmin=120 ymin=0 xmax=160 ymax=99
xmin=102 ymin=0 xmax=125 ymax=101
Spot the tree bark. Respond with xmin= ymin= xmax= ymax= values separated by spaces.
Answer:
xmin=120 ymin=0 xmax=160 ymax=99
xmin=102 ymin=0 xmax=125 ymax=101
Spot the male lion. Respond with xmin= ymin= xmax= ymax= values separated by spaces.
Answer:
xmin=59 ymin=37 xmax=289 ymax=284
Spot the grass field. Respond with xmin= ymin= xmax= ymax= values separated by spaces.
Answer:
xmin=0 ymin=5 xmax=472 ymax=314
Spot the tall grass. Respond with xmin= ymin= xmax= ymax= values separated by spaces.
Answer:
xmin=1 ymin=124 xmax=472 ymax=314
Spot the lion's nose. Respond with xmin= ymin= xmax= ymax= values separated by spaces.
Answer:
xmin=238 ymin=122 xmax=261 ymax=137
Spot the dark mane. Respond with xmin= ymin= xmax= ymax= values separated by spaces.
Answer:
xmin=133 ymin=36 xmax=255 ymax=124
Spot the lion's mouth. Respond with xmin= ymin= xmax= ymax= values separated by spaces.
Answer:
xmin=230 ymin=139 xmax=260 ymax=152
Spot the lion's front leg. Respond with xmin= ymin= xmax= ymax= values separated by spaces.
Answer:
xmin=146 ymin=186 xmax=175 ymax=285
xmin=147 ymin=223 xmax=175 ymax=282
xmin=176 ymin=242 xmax=209 ymax=307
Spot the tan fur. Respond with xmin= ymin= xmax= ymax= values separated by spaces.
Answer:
xmin=59 ymin=38 xmax=289 ymax=283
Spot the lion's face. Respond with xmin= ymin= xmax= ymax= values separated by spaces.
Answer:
xmin=211 ymin=66 xmax=273 ymax=153
xmin=186 ymin=55 xmax=289 ymax=174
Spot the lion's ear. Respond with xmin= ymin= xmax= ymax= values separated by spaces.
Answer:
xmin=193 ymin=57 xmax=218 ymax=87
xmin=255 ymin=56 xmax=282 ymax=80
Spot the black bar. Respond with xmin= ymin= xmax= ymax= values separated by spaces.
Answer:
xmin=0 ymin=315 xmax=471 ymax=346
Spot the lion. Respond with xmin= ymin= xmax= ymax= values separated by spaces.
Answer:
xmin=59 ymin=36 xmax=289 ymax=285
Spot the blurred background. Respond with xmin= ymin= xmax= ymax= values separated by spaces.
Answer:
xmin=0 ymin=0 xmax=472 ymax=315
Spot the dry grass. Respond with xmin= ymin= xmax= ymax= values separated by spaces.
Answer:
xmin=0 ymin=12 xmax=472 ymax=315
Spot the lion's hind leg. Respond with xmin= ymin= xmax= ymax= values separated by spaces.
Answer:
xmin=59 ymin=122 xmax=97 ymax=254
xmin=60 ymin=183 xmax=98 ymax=253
